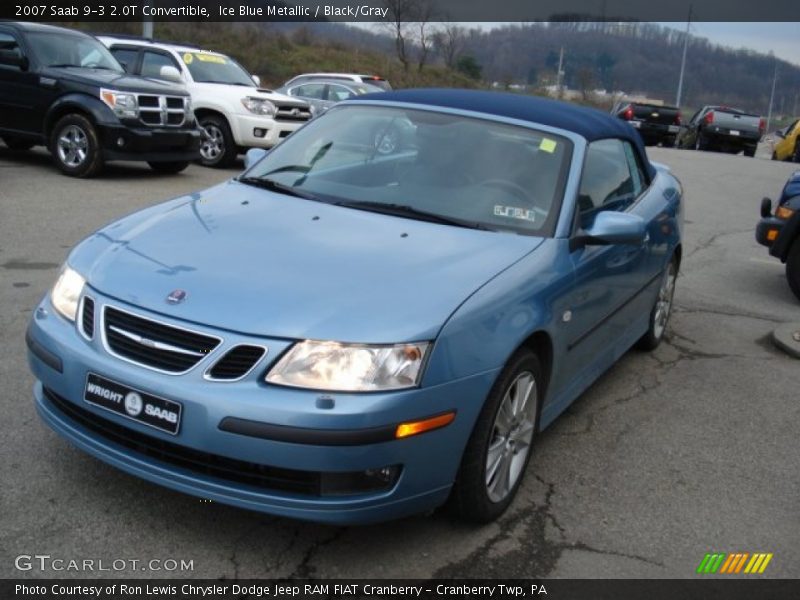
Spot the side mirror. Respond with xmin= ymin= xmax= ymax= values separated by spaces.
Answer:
xmin=244 ymin=147 xmax=268 ymax=170
xmin=159 ymin=65 xmax=183 ymax=84
xmin=761 ymin=197 xmax=773 ymax=218
xmin=0 ymin=50 xmax=28 ymax=70
xmin=252 ymin=74 xmax=261 ymax=87
xmin=571 ymin=211 xmax=646 ymax=251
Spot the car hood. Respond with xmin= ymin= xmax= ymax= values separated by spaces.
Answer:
xmin=43 ymin=67 xmax=189 ymax=95
xmin=73 ymin=181 xmax=542 ymax=342
xmin=195 ymin=82 xmax=307 ymax=106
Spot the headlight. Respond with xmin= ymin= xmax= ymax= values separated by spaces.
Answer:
xmin=241 ymin=96 xmax=277 ymax=116
xmin=51 ymin=266 xmax=85 ymax=322
xmin=266 ymin=340 xmax=430 ymax=392
xmin=100 ymin=88 xmax=138 ymax=119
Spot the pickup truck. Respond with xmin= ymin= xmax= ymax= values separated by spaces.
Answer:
xmin=611 ymin=100 xmax=681 ymax=146
xmin=677 ymin=105 xmax=764 ymax=157
xmin=0 ymin=22 xmax=201 ymax=177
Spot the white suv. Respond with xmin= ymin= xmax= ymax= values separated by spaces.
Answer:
xmin=99 ymin=36 xmax=313 ymax=168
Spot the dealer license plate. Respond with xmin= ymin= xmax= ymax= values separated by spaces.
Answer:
xmin=668 ymin=125 xmax=680 ymax=133
xmin=84 ymin=373 xmax=182 ymax=435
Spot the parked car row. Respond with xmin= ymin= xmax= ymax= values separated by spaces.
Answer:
xmin=611 ymin=99 xmax=765 ymax=158
xmin=0 ymin=21 xmax=391 ymax=177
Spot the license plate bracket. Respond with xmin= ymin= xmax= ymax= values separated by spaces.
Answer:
xmin=84 ymin=373 xmax=182 ymax=435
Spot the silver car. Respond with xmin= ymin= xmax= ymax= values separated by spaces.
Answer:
xmin=276 ymin=79 xmax=385 ymax=116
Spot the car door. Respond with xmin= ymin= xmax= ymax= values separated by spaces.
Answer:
xmin=140 ymin=49 xmax=182 ymax=81
xmin=0 ymin=29 xmax=41 ymax=135
xmin=108 ymin=45 xmax=141 ymax=74
xmin=680 ymin=108 xmax=703 ymax=148
xmin=562 ymin=138 xmax=653 ymax=371
xmin=289 ymin=82 xmax=328 ymax=113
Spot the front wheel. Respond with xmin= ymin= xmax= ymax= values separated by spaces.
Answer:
xmin=786 ymin=240 xmax=800 ymax=302
xmin=198 ymin=115 xmax=237 ymax=168
xmin=637 ymin=257 xmax=678 ymax=351
xmin=50 ymin=114 xmax=103 ymax=178
xmin=793 ymin=142 xmax=800 ymax=164
xmin=743 ymin=145 xmax=756 ymax=158
xmin=148 ymin=161 xmax=189 ymax=174
xmin=449 ymin=349 xmax=543 ymax=522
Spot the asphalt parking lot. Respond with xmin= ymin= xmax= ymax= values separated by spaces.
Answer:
xmin=1 ymin=143 xmax=798 ymax=579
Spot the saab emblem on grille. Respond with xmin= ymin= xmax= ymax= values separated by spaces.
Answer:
xmin=166 ymin=289 xmax=187 ymax=304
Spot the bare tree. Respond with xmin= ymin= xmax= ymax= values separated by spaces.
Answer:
xmin=382 ymin=0 xmax=435 ymax=72
xmin=433 ymin=22 xmax=465 ymax=68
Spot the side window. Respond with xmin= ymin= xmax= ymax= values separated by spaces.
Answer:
xmin=110 ymin=47 xmax=139 ymax=73
xmin=294 ymin=83 xmax=325 ymax=99
xmin=328 ymin=84 xmax=355 ymax=101
xmin=689 ymin=109 xmax=702 ymax=124
xmin=0 ymin=32 xmax=23 ymax=70
xmin=577 ymin=139 xmax=639 ymax=225
xmin=622 ymin=141 xmax=648 ymax=197
xmin=141 ymin=51 xmax=178 ymax=79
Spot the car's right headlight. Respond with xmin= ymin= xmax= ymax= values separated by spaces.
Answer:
xmin=51 ymin=266 xmax=85 ymax=322
xmin=100 ymin=88 xmax=138 ymax=119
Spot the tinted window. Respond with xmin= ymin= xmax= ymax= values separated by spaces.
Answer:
xmin=578 ymin=139 xmax=641 ymax=222
xmin=25 ymin=32 xmax=122 ymax=72
xmin=0 ymin=32 xmax=22 ymax=57
xmin=110 ymin=47 xmax=138 ymax=72
xmin=142 ymin=51 xmax=177 ymax=78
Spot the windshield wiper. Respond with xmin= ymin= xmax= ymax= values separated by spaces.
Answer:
xmin=333 ymin=200 xmax=494 ymax=231
xmin=47 ymin=63 xmax=83 ymax=68
xmin=237 ymin=176 xmax=325 ymax=202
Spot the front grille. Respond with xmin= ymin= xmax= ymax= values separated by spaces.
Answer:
xmin=206 ymin=345 xmax=266 ymax=380
xmin=274 ymin=104 xmax=312 ymax=122
xmin=103 ymin=306 xmax=220 ymax=373
xmin=137 ymin=94 xmax=187 ymax=128
xmin=43 ymin=388 xmax=324 ymax=496
xmin=80 ymin=297 xmax=95 ymax=339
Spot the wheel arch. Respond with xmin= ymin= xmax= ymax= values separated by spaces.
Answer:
xmin=44 ymin=94 xmax=114 ymax=140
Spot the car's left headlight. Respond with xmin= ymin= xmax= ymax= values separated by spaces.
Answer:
xmin=266 ymin=340 xmax=430 ymax=392
xmin=51 ymin=266 xmax=85 ymax=322
xmin=241 ymin=97 xmax=277 ymax=116
xmin=100 ymin=88 xmax=138 ymax=119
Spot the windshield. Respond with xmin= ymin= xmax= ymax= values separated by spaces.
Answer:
xmin=180 ymin=52 xmax=255 ymax=86
xmin=27 ymin=32 xmax=123 ymax=72
xmin=244 ymin=105 xmax=572 ymax=236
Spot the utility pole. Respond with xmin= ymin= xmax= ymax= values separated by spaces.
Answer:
xmin=143 ymin=1 xmax=153 ymax=39
xmin=766 ymin=58 xmax=778 ymax=133
xmin=675 ymin=4 xmax=692 ymax=108
xmin=556 ymin=46 xmax=564 ymax=98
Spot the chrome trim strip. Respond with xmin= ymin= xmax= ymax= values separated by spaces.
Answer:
xmin=77 ymin=295 xmax=94 ymax=341
xmin=203 ymin=345 xmax=269 ymax=383
xmin=108 ymin=325 xmax=206 ymax=357
xmin=100 ymin=304 xmax=222 ymax=376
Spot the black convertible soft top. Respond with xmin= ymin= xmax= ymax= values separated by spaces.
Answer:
xmin=352 ymin=88 xmax=655 ymax=178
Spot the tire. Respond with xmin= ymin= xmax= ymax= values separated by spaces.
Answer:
xmin=449 ymin=349 xmax=543 ymax=523
xmin=148 ymin=161 xmax=189 ymax=174
xmin=786 ymin=240 xmax=800 ymax=302
xmin=793 ymin=142 xmax=800 ymax=164
xmin=49 ymin=113 xmax=103 ymax=178
xmin=198 ymin=115 xmax=237 ymax=168
xmin=743 ymin=145 xmax=756 ymax=158
xmin=772 ymin=151 xmax=778 ymax=161
xmin=2 ymin=136 xmax=35 ymax=151
xmin=637 ymin=257 xmax=678 ymax=351
xmin=694 ymin=131 xmax=708 ymax=152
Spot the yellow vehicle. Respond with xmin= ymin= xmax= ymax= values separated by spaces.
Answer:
xmin=772 ymin=118 xmax=800 ymax=162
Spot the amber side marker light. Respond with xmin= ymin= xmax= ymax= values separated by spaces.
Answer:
xmin=396 ymin=412 xmax=456 ymax=439
xmin=766 ymin=229 xmax=779 ymax=242
xmin=776 ymin=206 xmax=795 ymax=220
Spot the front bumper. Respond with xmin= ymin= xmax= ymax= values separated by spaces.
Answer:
xmin=98 ymin=124 xmax=202 ymax=162
xmin=229 ymin=114 xmax=308 ymax=149
xmin=26 ymin=291 xmax=496 ymax=524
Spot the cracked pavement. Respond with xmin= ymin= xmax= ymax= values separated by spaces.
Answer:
xmin=1 ymin=144 xmax=798 ymax=579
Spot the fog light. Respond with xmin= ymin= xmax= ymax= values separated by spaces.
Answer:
xmin=766 ymin=229 xmax=779 ymax=242
xmin=253 ymin=128 xmax=267 ymax=138
xmin=320 ymin=465 xmax=401 ymax=496
xmin=116 ymin=137 xmax=125 ymax=147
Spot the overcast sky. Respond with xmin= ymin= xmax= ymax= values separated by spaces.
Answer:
xmin=678 ymin=22 xmax=800 ymax=67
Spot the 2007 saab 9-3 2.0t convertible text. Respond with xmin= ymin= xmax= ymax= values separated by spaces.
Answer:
xmin=27 ymin=89 xmax=683 ymax=524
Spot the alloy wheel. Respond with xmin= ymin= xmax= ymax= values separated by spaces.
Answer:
xmin=485 ymin=371 xmax=538 ymax=503
xmin=200 ymin=124 xmax=224 ymax=161
xmin=653 ymin=261 xmax=677 ymax=340
xmin=56 ymin=125 xmax=88 ymax=167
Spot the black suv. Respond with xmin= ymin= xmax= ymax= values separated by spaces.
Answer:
xmin=0 ymin=22 xmax=202 ymax=177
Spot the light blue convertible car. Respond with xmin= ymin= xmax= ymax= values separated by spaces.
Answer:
xmin=27 ymin=89 xmax=683 ymax=524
